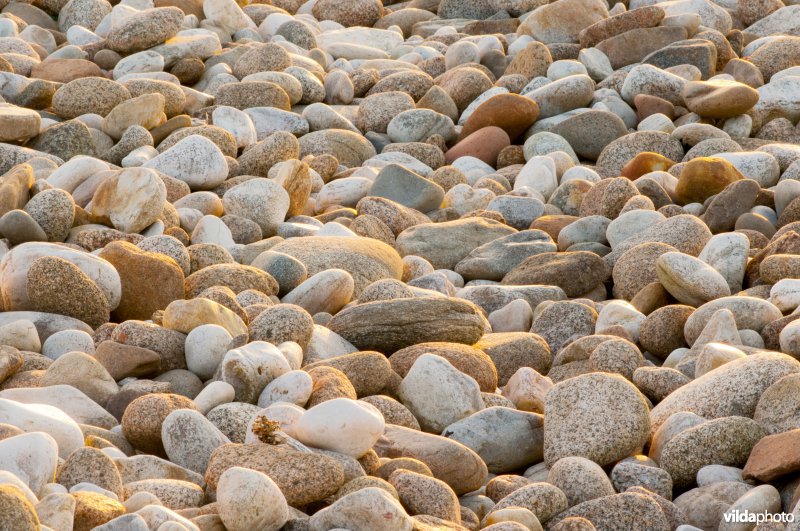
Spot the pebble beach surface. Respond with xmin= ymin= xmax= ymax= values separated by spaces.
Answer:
xmin=0 ymin=0 xmax=799 ymax=528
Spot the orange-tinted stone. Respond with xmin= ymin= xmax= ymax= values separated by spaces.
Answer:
xmin=458 ymin=93 xmax=540 ymax=142
xmin=675 ymin=157 xmax=744 ymax=205
xmin=620 ymin=152 xmax=676 ymax=180
xmin=634 ymin=94 xmax=675 ymax=121
xmin=445 ymin=126 xmax=510 ymax=167
xmin=530 ymin=215 xmax=579 ymax=240
xmin=30 ymin=59 xmax=104 ymax=83
xmin=743 ymin=429 xmax=800 ymax=482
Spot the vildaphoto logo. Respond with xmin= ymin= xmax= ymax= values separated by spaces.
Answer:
xmin=723 ymin=510 xmax=795 ymax=524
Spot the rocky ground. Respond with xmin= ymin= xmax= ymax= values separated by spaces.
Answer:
xmin=0 ymin=0 xmax=798 ymax=529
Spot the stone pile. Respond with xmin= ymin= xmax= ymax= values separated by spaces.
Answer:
xmin=0 ymin=0 xmax=798 ymax=528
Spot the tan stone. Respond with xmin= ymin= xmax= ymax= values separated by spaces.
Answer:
xmin=0 ymin=164 xmax=33 ymax=217
xmin=0 ymin=104 xmax=40 ymax=143
xmin=30 ymin=59 xmax=103 ymax=83
xmin=682 ymin=80 xmax=760 ymax=119
xmin=162 ymin=298 xmax=247 ymax=337
xmin=98 ymin=241 xmax=184 ymax=322
xmin=675 ymin=157 xmax=744 ymax=205
xmin=102 ymin=93 xmax=165 ymax=140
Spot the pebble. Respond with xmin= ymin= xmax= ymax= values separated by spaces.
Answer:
xmin=217 ymin=466 xmax=288 ymax=531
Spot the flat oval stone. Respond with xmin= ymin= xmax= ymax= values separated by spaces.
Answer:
xmin=327 ymin=297 xmax=485 ymax=353
xmin=445 ymin=126 xmax=510 ymax=167
xmin=683 ymin=79 xmax=760 ymax=118
xmin=458 ymin=93 xmax=540 ymax=142
xmin=549 ymin=109 xmax=629 ymax=161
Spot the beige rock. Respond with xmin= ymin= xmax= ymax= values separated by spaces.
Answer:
xmin=91 ymin=168 xmax=166 ymax=234
xmin=162 ymin=298 xmax=247 ymax=337
xmin=102 ymin=93 xmax=166 ymax=140
xmin=0 ymin=104 xmax=41 ymax=143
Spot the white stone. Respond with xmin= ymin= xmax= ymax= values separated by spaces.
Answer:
xmin=39 ymin=483 xmax=68 ymax=497
xmin=144 ymin=135 xmax=228 ymax=191
xmin=693 ymin=308 xmax=742 ymax=348
xmin=192 ymin=381 xmax=235 ymax=415
xmin=606 ymin=210 xmax=666 ymax=249
xmin=722 ymin=114 xmax=752 ymax=138
xmin=91 ymin=167 xmax=167 ymax=234
xmin=36 ymin=493 xmax=76 ymax=531
xmin=0 ymin=385 xmax=117 ymax=429
xmin=281 ymin=269 xmax=354 ymax=315
xmin=548 ymin=60 xmax=588 ymax=81
xmin=176 ymin=208 xmax=202 ymax=234
xmin=293 ymin=398 xmax=385 ymax=458
xmin=121 ymin=145 xmax=159 ymax=167
xmin=770 ymin=279 xmax=800 ymax=313
xmin=697 ymin=464 xmax=745 ymax=486
xmin=621 ymin=64 xmax=687 ymax=106
xmin=218 ymin=467 xmax=289 ymax=531
xmin=698 ymin=232 xmax=749 ymax=294
xmin=488 ymin=299 xmax=533 ymax=333
xmin=94 ymin=513 xmax=149 ymax=531
xmin=0 ymin=432 xmax=58 ymax=496
xmin=246 ymin=107 xmax=308 ymax=139
xmin=257 ymin=13 xmax=292 ymax=36
xmin=316 ymin=177 xmax=373 ymax=211
xmin=514 ymin=156 xmax=558 ymax=199
xmin=212 ymin=106 xmax=256 ymax=149
xmin=308 ymin=487 xmax=413 ymax=531
xmin=190 ymin=215 xmax=235 ymax=248
xmin=638 ymin=113 xmax=675 ymax=133
xmin=203 ymin=0 xmax=255 ymax=35
xmin=596 ymin=300 xmax=646 ymax=342
xmin=711 ymin=152 xmax=781 ymax=187
xmin=303 ymin=325 xmax=357 ymax=364
xmin=66 ymin=25 xmax=101 ymax=45
xmin=775 ymin=179 xmax=800 ymax=217
xmin=659 ymin=0 xmax=732 ymax=33
xmin=443 ymin=184 xmax=495 ymax=216
xmin=721 ymin=485 xmax=781 ymax=531
xmin=578 ymin=47 xmax=613 ymax=81
xmin=398 ymin=353 xmax=483 ymax=433
xmin=185 ymin=324 xmax=232 ymax=380
xmin=101 ymin=447 xmax=127 ymax=459
xmin=41 ymin=330 xmax=94 ymax=359
xmin=69 ymin=482 xmax=118 ymax=500
xmin=561 ymin=166 xmax=601 ymax=183
xmin=221 ymin=341 xmax=292 ymax=402
xmin=695 ymin=342 xmax=747 ymax=377
xmin=656 ymin=252 xmax=732 ymax=307
xmin=277 ymin=341 xmax=303 ymax=370
xmin=0 ymin=241 xmax=122 ymax=311
xmin=0 ymin=470 xmax=38 ymax=505
xmin=0 ymin=399 xmax=84 ymax=458
xmin=0 ymin=319 xmax=40 ymax=352
xmin=316 ymin=222 xmax=357 ymax=237
xmin=750 ymin=76 xmax=800 ymax=129
xmin=113 ymin=50 xmax=165 ymax=80
xmin=135 ymin=504 xmax=199 ymax=531
xmin=257 ymin=370 xmax=313 ymax=408
xmin=316 ymin=28 xmax=403 ymax=53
